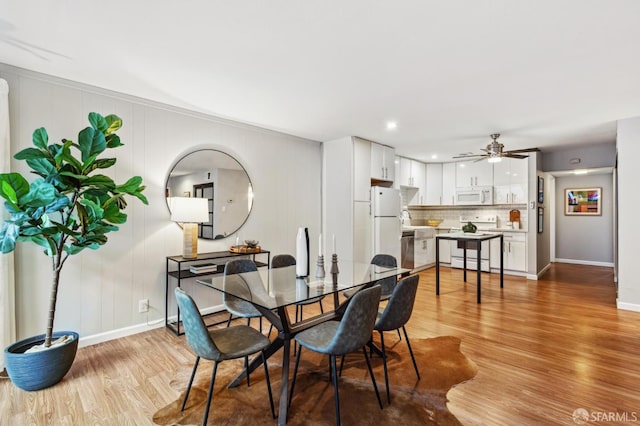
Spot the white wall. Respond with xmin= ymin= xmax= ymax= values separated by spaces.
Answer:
xmin=0 ymin=64 xmax=322 ymax=343
xmin=617 ymin=117 xmax=640 ymax=311
xmin=554 ymin=174 xmax=613 ymax=265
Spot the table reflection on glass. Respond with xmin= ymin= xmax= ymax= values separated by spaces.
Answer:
xmin=197 ymin=260 xmax=410 ymax=425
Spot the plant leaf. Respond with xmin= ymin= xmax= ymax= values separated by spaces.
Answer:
xmin=32 ymin=128 xmax=49 ymax=150
xmin=14 ymin=147 xmax=48 ymax=160
xmin=78 ymin=127 xmax=106 ymax=163
xmin=116 ymin=176 xmax=143 ymax=194
xmin=0 ymin=222 xmax=18 ymax=253
xmin=105 ymin=134 xmax=123 ymax=148
xmin=104 ymin=114 xmax=122 ymax=135
xmin=88 ymin=112 xmax=108 ymax=133
xmin=0 ymin=173 xmax=30 ymax=205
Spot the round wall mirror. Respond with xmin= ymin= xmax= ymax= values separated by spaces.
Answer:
xmin=166 ymin=149 xmax=253 ymax=240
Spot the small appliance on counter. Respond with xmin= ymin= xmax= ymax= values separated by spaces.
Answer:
xmin=509 ymin=209 xmax=521 ymax=229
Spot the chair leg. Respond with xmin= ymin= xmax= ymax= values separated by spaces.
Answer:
xmin=402 ymin=326 xmax=420 ymax=380
xmin=181 ymin=356 xmax=201 ymax=411
xmin=245 ymin=356 xmax=250 ymax=387
xmin=202 ymin=360 xmax=219 ymax=426
xmin=362 ymin=347 xmax=383 ymax=410
xmin=338 ymin=354 xmax=346 ymax=377
xmin=261 ymin=351 xmax=276 ymax=419
xmin=379 ymin=331 xmax=391 ymax=404
xmin=289 ymin=345 xmax=303 ymax=409
xmin=226 ymin=313 xmax=233 ymax=327
xmin=397 ymin=329 xmax=402 ymax=340
xmin=319 ymin=300 xmax=324 ymax=313
xmin=331 ymin=355 xmax=341 ymax=426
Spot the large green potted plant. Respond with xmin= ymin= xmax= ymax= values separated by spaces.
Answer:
xmin=0 ymin=112 xmax=148 ymax=391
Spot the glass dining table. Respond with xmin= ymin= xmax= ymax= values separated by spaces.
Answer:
xmin=196 ymin=260 xmax=410 ymax=425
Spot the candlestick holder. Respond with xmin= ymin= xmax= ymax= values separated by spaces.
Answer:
xmin=316 ymin=254 xmax=326 ymax=278
xmin=330 ymin=253 xmax=339 ymax=274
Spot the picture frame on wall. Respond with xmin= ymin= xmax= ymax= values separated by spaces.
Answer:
xmin=538 ymin=207 xmax=544 ymax=233
xmin=565 ymin=187 xmax=602 ymax=216
xmin=537 ymin=176 xmax=544 ymax=204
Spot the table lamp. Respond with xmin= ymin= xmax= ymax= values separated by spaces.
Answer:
xmin=170 ymin=197 xmax=209 ymax=258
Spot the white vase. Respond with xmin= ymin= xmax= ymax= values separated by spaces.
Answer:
xmin=296 ymin=227 xmax=308 ymax=277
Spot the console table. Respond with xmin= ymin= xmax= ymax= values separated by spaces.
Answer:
xmin=165 ymin=249 xmax=270 ymax=335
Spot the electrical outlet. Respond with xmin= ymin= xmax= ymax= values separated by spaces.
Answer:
xmin=138 ymin=299 xmax=149 ymax=313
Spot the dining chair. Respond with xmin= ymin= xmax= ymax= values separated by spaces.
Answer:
xmin=289 ymin=285 xmax=383 ymax=426
xmin=271 ymin=254 xmax=325 ymax=321
xmin=223 ymin=259 xmax=264 ymax=331
xmin=174 ymin=287 xmax=275 ymax=426
xmin=343 ymin=254 xmax=398 ymax=301
xmin=372 ymin=274 xmax=421 ymax=404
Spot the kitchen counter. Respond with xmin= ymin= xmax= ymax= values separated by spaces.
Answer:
xmin=436 ymin=227 xmax=527 ymax=233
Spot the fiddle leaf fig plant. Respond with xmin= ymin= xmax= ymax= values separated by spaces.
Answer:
xmin=0 ymin=112 xmax=148 ymax=348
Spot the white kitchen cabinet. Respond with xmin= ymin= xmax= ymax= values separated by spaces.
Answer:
xmin=324 ymin=136 xmax=373 ymax=264
xmin=425 ymin=163 xmax=443 ymax=205
xmin=442 ymin=162 xmax=456 ymax=205
xmin=436 ymin=229 xmax=451 ymax=264
xmin=456 ymin=160 xmax=493 ymax=187
xmin=371 ymin=142 xmax=395 ymax=182
xmin=490 ymin=232 xmax=527 ymax=272
xmin=396 ymin=156 xmax=426 ymax=205
xmin=493 ymin=158 xmax=528 ymax=205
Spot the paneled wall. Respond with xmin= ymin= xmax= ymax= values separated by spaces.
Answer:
xmin=0 ymin=64 xmax=322 ymax=344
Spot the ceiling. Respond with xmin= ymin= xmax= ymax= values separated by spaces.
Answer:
xmin=1 ymin=1 xmax=638 ymax=162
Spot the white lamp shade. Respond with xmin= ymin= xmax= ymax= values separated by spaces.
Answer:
xmin=170 ymin=197 xmax=209 ymax=223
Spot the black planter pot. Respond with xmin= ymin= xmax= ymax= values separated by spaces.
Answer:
xmin=4 ymin=331 xmax=79 ymax=391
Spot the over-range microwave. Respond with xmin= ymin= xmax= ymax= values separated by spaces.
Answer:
xmin=455 ymin=186 xmax=493 ymax=205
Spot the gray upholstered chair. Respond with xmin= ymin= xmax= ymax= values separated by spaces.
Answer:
xmin=174 ymin=288 xmax=275 ymax=426
xmin=271 ymin=254 xmax=324 ymax=321
xmin=289 ymin=285 xmax=383 ymax=426
xmin=373 ymin=274 xmax=420 ymax=403
xmin=223 ymin=259 xmax=264 ymax=331
xmin=343 ymin=254 xmax=398 ymax=300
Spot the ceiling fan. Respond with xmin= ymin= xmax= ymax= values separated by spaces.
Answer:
xmin=453 ymin=134 xmax=540 ymax=163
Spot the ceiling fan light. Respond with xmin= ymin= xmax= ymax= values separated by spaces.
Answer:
xmin=488 ymin=156 xmax=502 ymax=163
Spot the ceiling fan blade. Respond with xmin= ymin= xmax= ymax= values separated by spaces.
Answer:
xmin=452 ymin=154 xmax=487 ymax=159
xmin=504 ymin=147 xmax=540 ymax=154
xmin=503 ymin=153 xmax=529 ymax=159
xmin=473 ymin=157 xmax=487 ymax=163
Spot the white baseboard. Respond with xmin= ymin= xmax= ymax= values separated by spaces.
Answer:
xmin=617 ymin=301 xmax=640 ymax=312
xmin=78 ymin=303 xmax=225 ymax=348
xmin=553 ymin=258 xmax=614 ymax=268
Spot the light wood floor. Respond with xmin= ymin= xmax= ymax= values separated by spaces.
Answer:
xmin=1 ymin=263 xmax=638 ymax=425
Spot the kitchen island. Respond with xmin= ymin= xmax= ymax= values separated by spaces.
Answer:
xmin=435 ymin=232 xmax=504 ymax=303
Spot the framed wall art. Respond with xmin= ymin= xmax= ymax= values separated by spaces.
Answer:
xmin=565 ymin=187 xmax=602 ymax=216
xmin=537 ymin=176 xmax=544 ymax=204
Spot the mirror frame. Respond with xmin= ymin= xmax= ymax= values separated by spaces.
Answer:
xmin=165 ymin=147 xmax=254 ymax=240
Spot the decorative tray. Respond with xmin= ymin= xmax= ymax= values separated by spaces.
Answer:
xmin=230 ymin=245 xmax=262 ymax=254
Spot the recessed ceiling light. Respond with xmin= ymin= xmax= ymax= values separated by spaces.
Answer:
xmin=386 ymin=121 xmax=398 ymax=130
xmin=431 ymin=154 xmax=438 ymax=159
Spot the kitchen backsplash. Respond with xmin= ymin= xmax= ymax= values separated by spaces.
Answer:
xmin=408 ymin=205 xmax=529 ymax=230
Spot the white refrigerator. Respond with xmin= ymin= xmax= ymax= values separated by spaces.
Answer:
xmin=371 ymin=186 xmax=402 ymax=263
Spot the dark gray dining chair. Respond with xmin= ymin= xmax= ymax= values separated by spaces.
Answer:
xmin=271 ymin=254 xmax=325 ymax=321
xmin=223 ymin=259 xmax=264 ymax=331
xmin=289 ymin=285 xmax=383 ymax=426
xmin=373 ymin=274 xmax=420 ymax=404
xmin=343 ymin=254 xmax=398 ymax=301
xmin=174 ymin=287 xmax=275 ymax=426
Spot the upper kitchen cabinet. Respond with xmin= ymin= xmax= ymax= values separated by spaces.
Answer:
xmin=456 ymin=160 xmax=493 ymax=187
xmin=425 ymin=163 xmax=442 ymax=205
xmin=397 ymin=156 xmax=426 ymax=205
xmin=371 ymin=142 xmax=395 ymax=182
xmin=493 ymin=157 xmax=528 ymax=204
xmin=442 ymin=162 xmax=457 ymax=205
